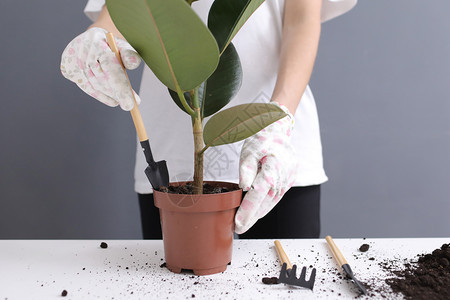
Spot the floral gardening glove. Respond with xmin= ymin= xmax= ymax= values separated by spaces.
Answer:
xmin=60 ymin=27 xmax=142 ymax=111
xmin=235 ymin=102 xmax=299 ymax=234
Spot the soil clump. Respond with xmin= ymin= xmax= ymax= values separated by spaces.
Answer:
xmin=262 ymin=277 xmax=279 ymax=285
xmin=359 ymin=244 xmax=370 ymax=252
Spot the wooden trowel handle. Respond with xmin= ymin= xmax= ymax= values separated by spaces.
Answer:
xmin=274 ymin=240 xmax=293 ymax=269
xmin=325 ymin=235 xmax=348 ymax=267
xmin=106 ymin=32 xmax=148 ymax=142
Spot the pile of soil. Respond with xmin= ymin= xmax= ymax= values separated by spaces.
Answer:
xmin=158 ymin=182 xmax=238 ymax=194
xmin=385 ymin=243 xmax=450 ymax=299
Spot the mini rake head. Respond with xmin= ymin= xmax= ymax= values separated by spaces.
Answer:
xmin=278 ymin=263 xmax=316 ymax=290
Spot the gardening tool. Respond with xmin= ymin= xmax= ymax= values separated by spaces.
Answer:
xmin=274 ymin=240 xmax=316 ymax=290
xmin=106 ymin=33 xmax=169 ymax=190
xmin=325 ymin=235 xmax=367 ymax=295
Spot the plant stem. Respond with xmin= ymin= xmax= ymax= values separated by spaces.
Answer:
xmin=191 ymin=88 xmax=203 ymax=194
xmin=176 ymin=87 xmax=195 ymax=116
xmin=192 ymin=109 xmax=203 ymax=194
xmin=199 ymin=145 xmax=209 ymax=156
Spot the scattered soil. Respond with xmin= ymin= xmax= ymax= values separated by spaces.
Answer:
xmin=262 ymin=277 xmax=279 ymax=285
xmin=38 ymin=240 xmax=449 ymax=298
xmin=384 ymin=243 xmax=450 ymax=299
xmin=158 ymin=182 xmax=238 ymax=194
xmin=359 ymin=244 xmax=370 ymax=252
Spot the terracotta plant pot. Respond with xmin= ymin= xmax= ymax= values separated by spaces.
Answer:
xmin=153 ymin=181 xmax=242 ymax=275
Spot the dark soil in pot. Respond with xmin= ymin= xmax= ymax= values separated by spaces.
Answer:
xmin=158 ymin=182 xmax=239 ymax=194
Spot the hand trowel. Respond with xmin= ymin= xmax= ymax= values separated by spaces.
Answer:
xmin=106 ymin=32 xmax=169 ymax=190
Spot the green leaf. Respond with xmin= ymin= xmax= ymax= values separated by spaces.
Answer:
xmin=203 ymin=103 xmax=287 ymax=147
xmin=208 ymin=0 xmax=265 ymax=53
xmin=106 ymin=0 xmax=219 ymax=92
xmin=201 ymin=43 xmax=242 ymax=117
xmin=168 ymin=43 xmax=242 ymax=117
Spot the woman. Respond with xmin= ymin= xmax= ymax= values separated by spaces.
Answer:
xmin=61 ymin=0 xmax=357 ymax=239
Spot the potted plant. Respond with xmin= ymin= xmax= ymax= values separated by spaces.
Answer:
xmin=106 ymin=0 xmax=287 ymax=275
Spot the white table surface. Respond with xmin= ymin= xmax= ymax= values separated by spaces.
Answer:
xmin=0 ymin=238 xmax=448 ymax=299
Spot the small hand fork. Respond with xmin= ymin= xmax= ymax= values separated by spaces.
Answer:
xmin=274 ymin=240 xmax=316 ymax=290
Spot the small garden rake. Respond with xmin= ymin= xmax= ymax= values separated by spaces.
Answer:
xmin=274 ymin=240 xmax=316 ymax=290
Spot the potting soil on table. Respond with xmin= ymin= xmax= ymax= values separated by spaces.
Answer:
xmin=380 ymin=243 xmax=450 ymax=299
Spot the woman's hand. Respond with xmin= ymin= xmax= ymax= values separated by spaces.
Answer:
xmin=60 ymin=27 xmax=141 ymax=110
xmin=235 ymin=103 xmax=299 ymax=234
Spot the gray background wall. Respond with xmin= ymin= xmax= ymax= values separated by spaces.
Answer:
xmin=0 ymin=0 xmax=449 ymax=239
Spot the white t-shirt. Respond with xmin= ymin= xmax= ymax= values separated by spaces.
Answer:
xmin=84 ymin=0 xmax=357 ymax=194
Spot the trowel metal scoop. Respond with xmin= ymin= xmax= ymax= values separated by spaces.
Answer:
xmin=106 ymin=33 xmax=169 ymax=190
xmin=141 ymin=141 xmax=169 ymax=190
xmin=325 ymin=236 xmax=367 ymax=295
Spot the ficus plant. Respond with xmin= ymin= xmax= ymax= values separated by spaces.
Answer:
xmin=106 ymin=0 xmax=287 ymax=194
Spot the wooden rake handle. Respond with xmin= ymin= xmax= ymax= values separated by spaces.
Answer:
xmin=274 ymin=240 xmax=293 ymax=269
xmin=106 ymin=32 xmax=148 ymax=142
xmin=325 ymin=235 xmax=348 ymax=267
